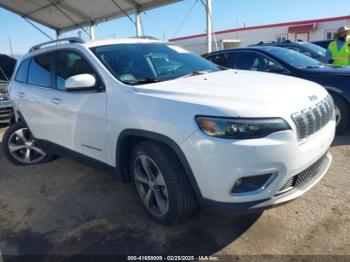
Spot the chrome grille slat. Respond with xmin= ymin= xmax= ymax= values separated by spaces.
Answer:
xmin=324 ymin=99 xmax=331 ymax=121
xmin=292 ymin=96 xmax=334 ymax=140
xmin=312 ymin=107 xmax=321 ymax=131
xmin=305 ymin=110 xmax=315 ymax=136
xmin=319 ymin=102 xmax=327 ymax=127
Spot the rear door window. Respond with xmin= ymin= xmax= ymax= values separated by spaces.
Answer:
xmin=206 ymin=52 xmax=240 ymax=69
xmin=206 ymin=53 xmax=228 ymax=67
xmin=224 ymin=53 xmax=239 ymax=68
xmin=233 ymin=52 xmax=269 ymax=71
xmin=28 ymin=53 xmax=53 ymax=88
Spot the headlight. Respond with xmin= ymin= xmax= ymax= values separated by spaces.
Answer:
xmin=195 ymin=116 xmax=290 ymax=139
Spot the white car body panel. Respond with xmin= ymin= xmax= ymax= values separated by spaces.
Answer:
xmin=8 ymin=38 xmax=335 ymax=209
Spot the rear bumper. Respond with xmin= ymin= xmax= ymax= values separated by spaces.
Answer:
xmin=199 ymin=152 xmax=332 ymax=215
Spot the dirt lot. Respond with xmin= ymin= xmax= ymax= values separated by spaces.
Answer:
xmin=0 ymin=124 xmax=349 ymax=258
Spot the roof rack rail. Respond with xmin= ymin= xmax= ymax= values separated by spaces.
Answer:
xmin=29 ymin=37 xmax=85 ymax=52
xmin=130 ymin=36 xmax=159 ymax=40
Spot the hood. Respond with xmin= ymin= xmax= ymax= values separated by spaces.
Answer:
xmin=133 ymin=70 xmax=329 ymax=118
xmin=304 ymin=65 xmax=350 ymax=76
xmin=0 ymin=54 xmax=17 ymax=81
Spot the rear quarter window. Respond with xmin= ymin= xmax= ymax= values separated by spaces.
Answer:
xmin=15 ymin=59 xmax=30 ymax=83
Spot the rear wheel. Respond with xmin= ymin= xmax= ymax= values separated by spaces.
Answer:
xmin=2 ymin=121 xmax=53 ymax=166
xmin=332 ymin=94 xmax=350 ymax=134
xmin=130 ymin=141 xmax=197 ymax=225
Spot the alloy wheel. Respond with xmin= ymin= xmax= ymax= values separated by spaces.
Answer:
xmin=133 ymin=155 xmax=169 ymax=216
xmin=334 ymin=104 xmax=341 ymax=127
xmin=8 ymin=128 xmax=46 ymax=164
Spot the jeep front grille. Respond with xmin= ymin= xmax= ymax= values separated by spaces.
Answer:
xmin=292 ymin=95 xmax=334 ymax=140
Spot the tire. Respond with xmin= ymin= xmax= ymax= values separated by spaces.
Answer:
xmin=130 ymin=141 xmax=197 ymax=225
xmin=2 ymin=121 xmax=53 ymax=166
xmin=331 ymin=94 xmax=350 ymax=134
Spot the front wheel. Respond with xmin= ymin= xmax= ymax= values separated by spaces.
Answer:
xmin=130 ymin=141 xmax=197 ymax=225
xmin=332 ymin=94 xmax=350 ymax=134
xmin=2 ymin=121 xmax=53 ymax=166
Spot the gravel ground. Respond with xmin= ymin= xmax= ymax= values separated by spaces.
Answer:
xmin=0 ymin=124 xmax=349 ymax=259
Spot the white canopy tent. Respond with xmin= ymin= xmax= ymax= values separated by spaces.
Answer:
xmin=0 ymin=0 xmax=214 ymax=52
xmin=0 ymin=0 xmax=182 ymax=39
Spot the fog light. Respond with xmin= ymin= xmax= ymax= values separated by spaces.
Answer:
xmin=232 ymin=173 xmax=274 ymax=194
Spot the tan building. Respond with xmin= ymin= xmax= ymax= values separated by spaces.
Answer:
xmin=169 ymin=15 xmax=350 ymax=54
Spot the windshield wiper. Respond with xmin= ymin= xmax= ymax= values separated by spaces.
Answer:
xmin=123 ymin=77 xmax=161 ymax=85
xmin=177 ymin=70 xmax=213 ymax=79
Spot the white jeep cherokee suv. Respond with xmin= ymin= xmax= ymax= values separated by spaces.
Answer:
xmin=3 ymin=37 xmax=335 ymax=224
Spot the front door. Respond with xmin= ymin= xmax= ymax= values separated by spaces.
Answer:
xmin=42 ymin=49 xmax=110 ymax=163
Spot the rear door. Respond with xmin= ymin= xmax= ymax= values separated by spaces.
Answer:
xmin=15 ymin=52 xmax=56 ymax=139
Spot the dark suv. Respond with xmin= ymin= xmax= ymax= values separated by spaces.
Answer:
xmin=250 ymin=41 xmax=330 ymax=64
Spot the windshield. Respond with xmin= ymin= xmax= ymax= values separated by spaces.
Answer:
xmin=298 ymin=42 xmax=327 ymax=57
xmin=267 ymin=47 xmax=324 ymax=69
xmin=91 ymin=43 xmax=220 ymax=85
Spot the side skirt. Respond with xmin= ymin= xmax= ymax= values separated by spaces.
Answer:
xmin=36 ymin=139 xmax=123 ymax=181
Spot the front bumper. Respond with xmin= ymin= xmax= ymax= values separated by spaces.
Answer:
xmin=199 ymin=152 xmax=332 ymax=215
xmin=181 ymin=118 xmax=335 ymax=210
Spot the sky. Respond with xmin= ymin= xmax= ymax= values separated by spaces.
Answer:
xmin=0 ymin=0 xmax=349 ymax=55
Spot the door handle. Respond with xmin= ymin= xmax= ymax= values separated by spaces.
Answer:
xmin=50 ymin=98 xmax=62 ymax=105
xmin=17 ymin=92 xmax=25 ymax=98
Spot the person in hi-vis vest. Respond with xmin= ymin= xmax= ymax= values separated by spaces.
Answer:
xmin=327 ymin=26 xmax=350 ymax=67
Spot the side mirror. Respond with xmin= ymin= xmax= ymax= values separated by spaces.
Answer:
xmin=268 ymin=64 xmax=285 ymax=73
xmin=65 ymin=74 xmax=96 ymax=91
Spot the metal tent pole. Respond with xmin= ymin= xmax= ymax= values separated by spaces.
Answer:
xmin=90 ymin=22 xmax=96 ymax=40
xmin=135 ymin=7 xmax=143 ymax=37
xmin=8 ymin=36 xmax=14 ymax=57
xmin=22 ymin=17 xmax=53 ymax=40
xmin=56 ymin=30 xmax=61 ymax=40
xmin=206 ymin=0 xmax=212 ymax=53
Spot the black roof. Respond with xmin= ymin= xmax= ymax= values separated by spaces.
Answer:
xmin=203 ymin=45 xmax=285 ymax=57
xmin=249 ymin=40 xmax=308 ymax=47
